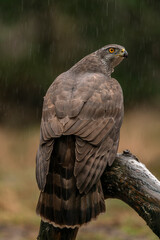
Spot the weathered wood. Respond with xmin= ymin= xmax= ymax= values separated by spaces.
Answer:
xmin=37 ymin=151 xmax=160 ymax=239
xmin=102 ymin=150 xmax=160 ymax=238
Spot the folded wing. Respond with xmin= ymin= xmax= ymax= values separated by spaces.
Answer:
xmin=36 ymin=72 xmax=123 ymax=193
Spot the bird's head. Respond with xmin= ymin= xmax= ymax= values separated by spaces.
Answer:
xmin=96 ymin=44 xmax=128 ymax=75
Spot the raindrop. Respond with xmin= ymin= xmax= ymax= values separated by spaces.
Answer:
xmin=21 ymin=0 xmax=24 ymax=12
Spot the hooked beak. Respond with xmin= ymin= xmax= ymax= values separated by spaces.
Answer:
xmin=120 ymin=49 xmax=128 ymax=58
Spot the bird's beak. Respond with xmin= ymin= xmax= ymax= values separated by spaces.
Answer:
xmin=119 ymin=49 xmax=128 ymax=58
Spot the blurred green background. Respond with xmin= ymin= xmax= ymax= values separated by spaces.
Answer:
xmin=0 ymin=0 xmax=160 ymax=239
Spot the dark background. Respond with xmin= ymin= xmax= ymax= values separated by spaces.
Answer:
xmin=0 ymin=0 xmax=160 ymax=126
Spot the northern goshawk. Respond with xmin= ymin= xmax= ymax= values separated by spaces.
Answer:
xmin=36 ymin=44 xmax=128 ymax=228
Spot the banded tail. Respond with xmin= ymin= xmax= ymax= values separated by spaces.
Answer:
xmin=36 ymin=135 xmax=105 ymax=228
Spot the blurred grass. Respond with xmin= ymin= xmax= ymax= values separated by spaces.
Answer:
xmin=0 ymin=107 xmax=159 ymax=240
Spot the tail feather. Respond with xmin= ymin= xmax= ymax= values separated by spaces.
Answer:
xmin=36 ymin=136 xmax=105 ymax=228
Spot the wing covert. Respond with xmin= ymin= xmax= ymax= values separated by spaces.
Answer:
xmin=36 ymin=72 xmax=123 ymax=193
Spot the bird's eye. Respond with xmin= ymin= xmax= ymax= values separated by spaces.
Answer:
xmin=108 ymin=48 xmax=115 ymax=53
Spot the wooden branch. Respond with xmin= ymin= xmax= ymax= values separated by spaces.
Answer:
xmin=101 ymin=150 xmax=160 ymax=238
xmin=37 ymin=151 xmax=160 ymax=239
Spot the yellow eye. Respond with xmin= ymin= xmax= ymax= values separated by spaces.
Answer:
xmin=109 ymin=48 xmax=115 ymax=53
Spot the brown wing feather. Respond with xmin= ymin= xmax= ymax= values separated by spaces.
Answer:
xmin=36 ymin=72 xmax=123 ymax=195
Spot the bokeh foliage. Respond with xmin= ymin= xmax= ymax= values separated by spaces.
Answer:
xmin=0 ymin=0 xmax=160 ymax=124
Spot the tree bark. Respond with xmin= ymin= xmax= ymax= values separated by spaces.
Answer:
xmin=37 ymin=150 xmax=160 ymax=239
xmin=102 ymin=150 xmax=160 ymax=238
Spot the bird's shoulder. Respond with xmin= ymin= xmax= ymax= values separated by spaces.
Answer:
xmin=43 ymin=72 xmax=123 ymax=120
xmin=46 ymin=71 xmax=119 ymax=102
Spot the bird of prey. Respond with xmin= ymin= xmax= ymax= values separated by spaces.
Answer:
xmin=36 ymin=44 xmax=128 ymax=228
